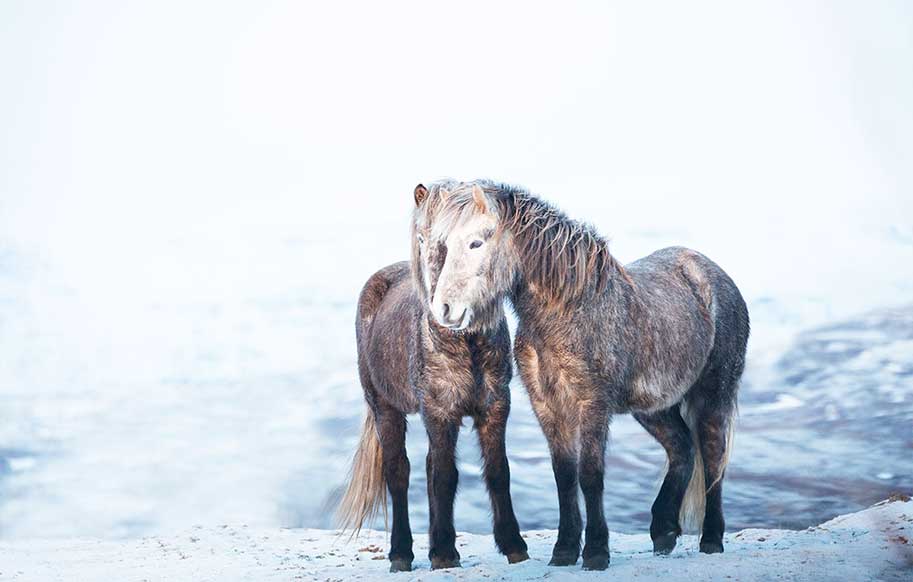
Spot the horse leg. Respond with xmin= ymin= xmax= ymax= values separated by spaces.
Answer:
xmin=376 ymin=405 xmax=414 ymax=572
xmin=682 ymin=354 xmax=740 ymax=555
xmin=694 ymin=402 xmax=733 ymax=554
xmin=424 ymin=415 xmax=461 ymax=569
xmin=530 ymin=397 xmax=581 ymax=566
xmin=578 ymin=405 xmax=611 ymax=570
xmin=634 ymin=405 xmax=694 ymax=555
xmin=474 ymin=403 xmax=529 ymax=564
xmin=425 ymin=450 xmax=435 ymax=535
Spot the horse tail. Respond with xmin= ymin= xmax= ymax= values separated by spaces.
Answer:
xmin=678 ymin=398 xmax=737 ymax=532
xmin=339 ymin=264 xmax=410 ymax=537
xmin=336 ymin=407 xmax=387 ymax=536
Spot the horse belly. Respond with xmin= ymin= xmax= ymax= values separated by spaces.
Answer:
xmin=625 ymin=320 xmax=714 ymax=413
xmin=627 ymin=366 xmax=702 ymax=413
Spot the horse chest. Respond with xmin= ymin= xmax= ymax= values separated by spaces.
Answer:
xmin=418 ymin=347 xmax=485 ymax=419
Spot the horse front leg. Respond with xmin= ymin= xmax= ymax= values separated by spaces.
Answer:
xmin=424 ymin=415 xmax=461 ymax=569
xmin=531 ymin=397 xmax=582 ymax=566
xmin=474 ymin=401 xmax=529 ymax=564
xmin=578 ymin=404 xmax=611 ymax=570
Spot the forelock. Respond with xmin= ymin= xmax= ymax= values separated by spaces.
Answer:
xmin=415 ymin=180 xmax=500 ymax=241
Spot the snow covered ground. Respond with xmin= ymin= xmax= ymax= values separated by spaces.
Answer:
xmin=1 ymin=497 xmax=909 ymax=581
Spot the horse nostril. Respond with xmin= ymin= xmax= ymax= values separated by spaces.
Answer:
xmin=441 ymin=303 xmax=451 ymax=320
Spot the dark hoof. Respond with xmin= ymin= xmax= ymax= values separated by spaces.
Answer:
xmin=430 ymin=557 xmax=461 ymax=570
xmin=389 ymin=559 xmax=412 ymax=573
xmin=699 ymin=540 xmax=724 ymax=554
xmin=652 ymin=531 xmax=679 ymax=555
xmin=548 ymin=551 xmax=579 ymax=567
xmin=507 ymin=551 xmax=530 ymax=564
xmin=582 ymin=554 xmax=610 ymax=570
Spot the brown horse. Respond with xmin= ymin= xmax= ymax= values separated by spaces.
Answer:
xmin=336 ymin=185 xmax=529 ymax=571
xmin=415 ymin=180 xmax=749 ymax=570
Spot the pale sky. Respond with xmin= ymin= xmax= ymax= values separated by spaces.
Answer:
xmin=1 ymin=1 xmax=911 ymax=304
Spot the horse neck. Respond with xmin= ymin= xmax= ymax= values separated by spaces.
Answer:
xmin=505 ymin=195 xmax=624 ymax=315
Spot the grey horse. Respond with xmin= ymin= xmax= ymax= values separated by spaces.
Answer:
xmin=413 ymin=179 xmax=749 ymax=570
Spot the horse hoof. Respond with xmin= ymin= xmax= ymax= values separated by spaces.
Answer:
xmin=389 ymin=559 xmax=412 ymax=573
xmin=700 ymin=540 xmax=724 ymax=554
xmin=430 ymin=557 xmax=461 ymax=570
xmin=652 ymin=531 xmax=679 ymax=555
xmin=548 ymin=552 xmax=579 ymax=567
xmin=507 ymin=551 xmax=530 ymax=564
xmin=582 ymin=554 xmax=610 ymax=570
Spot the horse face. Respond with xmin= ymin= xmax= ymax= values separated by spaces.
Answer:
xmin=414 ymin=184 xmax=505 ymax=332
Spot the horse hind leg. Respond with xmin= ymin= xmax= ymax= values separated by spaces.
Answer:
xmin=376 ymin=404 xmax=414 ymax=571
xmin=633 ymin=404 xmax=694 ymax=555
xmin=681 ymin=392 xmax=736 ymax=554
xmin=680 ymin=371 xmax=738 ymax=554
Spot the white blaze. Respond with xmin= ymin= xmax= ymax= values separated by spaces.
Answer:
xmin=430 ymin=212 xmax=498 ymax=331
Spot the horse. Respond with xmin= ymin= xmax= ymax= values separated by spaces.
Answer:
xmin=336 ymin=184 xmax=529 ymax=572
xmin=414 ymin=179 xmax=749 ymax=570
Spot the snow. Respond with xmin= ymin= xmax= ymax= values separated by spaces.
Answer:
xmin=0 ymin=498 xmax=909 ymax=581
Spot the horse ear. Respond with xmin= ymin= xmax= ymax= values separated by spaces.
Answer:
xmin=414 ymin=184 xmax=428 ymax=206
xmin=472 ymin=184 xmax=491 ymax=214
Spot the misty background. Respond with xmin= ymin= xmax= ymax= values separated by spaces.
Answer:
xmin=1 ymin=1 xmax=911 ymax=539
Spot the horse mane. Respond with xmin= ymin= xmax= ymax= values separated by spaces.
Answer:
xmin=495 ymin=182 xmax=623 ymax=302
xmin=419 ymin=179 xmax=625 ymax=303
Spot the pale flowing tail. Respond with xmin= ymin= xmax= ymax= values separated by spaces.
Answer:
xmin=678 ymin=401 xmax=736 ymax=532
xmin=336 ymin=409 xmax=387 ymax=537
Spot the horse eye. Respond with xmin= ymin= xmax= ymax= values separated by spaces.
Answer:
xmin=469 ymin=240 xmax=483 ymax=249
xmin=417 ymin=234 xmax=425 ymax=245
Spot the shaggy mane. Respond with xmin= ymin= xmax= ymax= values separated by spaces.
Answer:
xmin=417 ymin=179 xmax=624 ymax=303
xmin=497 ymin=181 xmax=623 ymax=302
